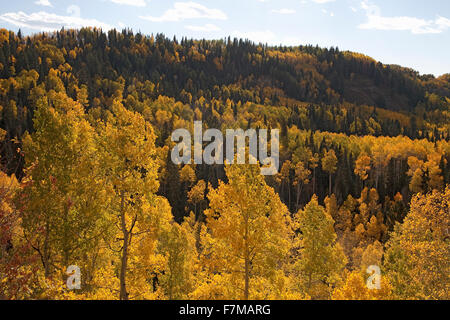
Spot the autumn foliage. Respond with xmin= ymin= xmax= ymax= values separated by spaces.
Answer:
xmin=0 ymin=28 xmax=449 ymax=300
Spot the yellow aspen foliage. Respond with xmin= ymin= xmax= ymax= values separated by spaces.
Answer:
xmin=355 ymin=153 xmax=371 ymax=182
xmin=332 ymin=271 xmax=392 ymax=300
xmin=366 ymin=215 xmax=386 ymax=242
xmin=188 ymin=180 xmax=206 ymax=205
xmin=407 ymin=156 xmax=425 ymax=193
xmin=190 ymin=272 xmax=241 ymax=300
xmin=425 ymin=153 xmax=444 ymax=191
xmin=97 ymin=100 xmax=163 ymax=300
xmin=1 ymin=28 xmax=450 ymax=301
xmin=68 ymin=49 xmax=77 ymax=60
xmin=347 ymin=223 xmax=370 ymax=268
xmin=180 ymin=165 xmax=196 ymax=186
xmin=0 ymin=29 xmax=9 ymax=44
xmin=123 ymin=196 xmax=173 ymax=300
xmin=293 ymin=161 xmax=311 ymax=186
xmin=360 ymin=241 xmax=384 ymax=273
xmin=45 ymin=68 xmax=66 ymax=93
xmin=335 ymin=195 xmax=356 ymax=234
xmin=159 ymin=213 xmax=198 ymax=300
xmin=19 ymin=92 xmax=106 ymax=279
xmin=200 ymin=163 xmax=293 ymax=300
xmin=427 ymin=162 xmax=443 ymax=191
xmin=325 ymin=194 xmax=339 ymax=222
xmin=61 ymin=197 xmax=173 ymax=301
xmin=50 ymin=252 xmax=120 ymax=300
xmin=384 ymin=187 xmax=450 ymax=300
xmin=394 ymin=192 xmax=403 ymax=203
xmin=0 ymin=171 xmax=41 ymax=300
xmin=293 ymin=196 xmax=347 ymax=299
xmin=187 ymin=180 xmax=206 ymax=216
xmin=275 ymin=160 xmax=292 ymax=208
xmin=293 ymin=161 xmax=311 ymax=210
xmin=409 ymin=168 xmax=424 ymax=193
xmin=322 ymin=149 xmax=338 ymax=195
xmin=76 ymin=85 xmax=89 ymax=108
xmin=276 ymin=160 xmax=291 ymax=187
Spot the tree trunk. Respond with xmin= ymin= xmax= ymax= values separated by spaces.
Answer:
xmin=244 ymin=252 xmax=249 ymax=300
xmin=329 ymin=173 xmax=332 ymax=196
xmin=312 ymin=168 xmax=316 ymax=195
xmin=119 ymin=193 xmax=129 ymax=300
xmin=43 ymin=220 xmax=50 ymax=277
xmin=288 ymin=181 xmax=291 ymax=212
xmin=244 ymin=213 xmax=249 ymax=300
xmin=296 ymin=184 xmax=302 ymax=211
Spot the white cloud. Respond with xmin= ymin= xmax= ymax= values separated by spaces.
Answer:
xmin=35 ymin=0 xmax=52 ymax=7
xmin=360 ymin=16 xmax=442 ymax=34
xmin=359 ymin=0 xmax=450 ymax=34
xmin=312 ymin=0 xmax=336 ymax=3
xmin=67 ymin=5 xmax=81 ymax=18
xmin=0 ymin=11 xmax=113 ymax=32
xmin=140 ymin=2 xmax=227 ymax=22
xmin=271 ymin=9 xmax=296 ymax=15
xmin=360 ymin=0 xmax=380 ymax=16
xmin=185 ymin=23 xmax=221 ymax=32
xmin=109 ymin=0 xmax=146 ymax=7
xmin=436 ymin=16 xmax=450 ymax=29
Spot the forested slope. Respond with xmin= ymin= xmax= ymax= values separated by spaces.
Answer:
xmin=0 ymin=28 xmax=449 ymax=300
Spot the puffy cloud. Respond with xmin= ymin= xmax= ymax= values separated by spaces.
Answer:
xmin=108 ymin=0 xmax=146 ymax=7
xmin=35 ymin=0 xmax=52 ymax=7
xmin=312 ymin=0 xmax=336 ymax=3
xmin=140 ymin=2 xmax=227 ymax=22
xmin=0 ymin=10 xmax=112 ymax=32
xmin=436 ymin=16 xmax=450 ymax=29
xmin=359 ymin=0 xmax=450 ymax=34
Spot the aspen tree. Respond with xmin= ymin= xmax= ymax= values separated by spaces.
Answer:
xmin=201 ymin=163 xmax=292 ymax=300
xmin=97 ymin=101 xmax=160 ymax=300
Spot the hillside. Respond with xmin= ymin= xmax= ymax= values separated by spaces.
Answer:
xmin=1 ymin=28 xmax=449 ymax=138
xmin=0 ymin=28 xmax=449 ymax=300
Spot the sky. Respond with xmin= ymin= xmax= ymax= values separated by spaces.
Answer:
xmin=0 ymin=0 xmax=449 ymax=76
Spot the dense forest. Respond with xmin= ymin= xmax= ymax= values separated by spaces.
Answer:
xmin=0 ymin=27 xmax=449 ymax=300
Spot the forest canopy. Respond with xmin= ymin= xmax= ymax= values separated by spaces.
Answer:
xmin=0 ymin=28 xmax=449 ymax=300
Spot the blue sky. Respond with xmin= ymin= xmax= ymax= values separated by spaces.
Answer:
xmin=0 ymin=0 xmax=449 ymax=76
